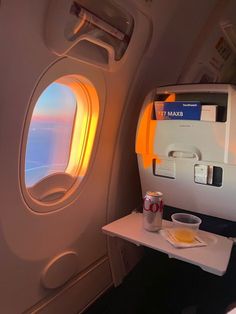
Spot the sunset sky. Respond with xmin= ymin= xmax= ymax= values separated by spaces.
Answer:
xmin=32 ymin=82 xmax=76 ymax=122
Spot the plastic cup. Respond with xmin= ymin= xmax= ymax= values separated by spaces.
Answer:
xmin=171 ymin=213 xmax=202 ymax=243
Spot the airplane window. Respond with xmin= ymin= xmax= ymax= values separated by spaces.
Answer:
xmin=25 ymin=82 xmax=76 ymax=187
xmin=24 ymin=75 xmax=99 ymax=208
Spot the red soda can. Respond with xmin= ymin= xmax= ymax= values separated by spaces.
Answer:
xmin=143 ymin=191 xmax=163 ymax=231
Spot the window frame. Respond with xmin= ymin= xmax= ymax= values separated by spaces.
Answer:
xmin=20 ymin=61 xmax=102 ymax=213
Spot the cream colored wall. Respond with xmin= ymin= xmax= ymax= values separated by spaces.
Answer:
xmin=0 ymin=0 xmax=151 ymax=313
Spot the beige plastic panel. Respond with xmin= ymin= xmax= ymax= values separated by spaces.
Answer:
xmin=41 ymin=251 xmax=79 ymax=289
xmin=138 ymin=155 xmax=236 ymax=221
xmin=137 ymin=84 xmax=236 ymax=221
xmin=154 ymin=120 xmax=227 ymax=163
xmin=103 ymin=213 xmax=233 ymax=276
xmin=28 ymin=258 xmax=112 ymax=314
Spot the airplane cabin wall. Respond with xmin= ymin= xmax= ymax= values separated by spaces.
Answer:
xmin=0 ymin=0 xmax=151 ymax=313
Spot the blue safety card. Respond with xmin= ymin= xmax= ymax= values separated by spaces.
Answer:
xmin=155 ymin=101 xmax=201 ymax=120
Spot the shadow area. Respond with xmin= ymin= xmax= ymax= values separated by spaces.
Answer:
xmin=85 ymin=246 xmax=236 ymax=314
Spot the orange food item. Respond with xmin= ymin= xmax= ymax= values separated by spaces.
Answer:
xmin=173 ymin=228 xmax=196 ymax=243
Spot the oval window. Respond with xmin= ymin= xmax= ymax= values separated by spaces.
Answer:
xmin=24 ymin=75 xmax=99 ymax=207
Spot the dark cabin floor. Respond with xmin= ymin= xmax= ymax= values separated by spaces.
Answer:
xmin=85 ymin=247 xmax=236 ymax=314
